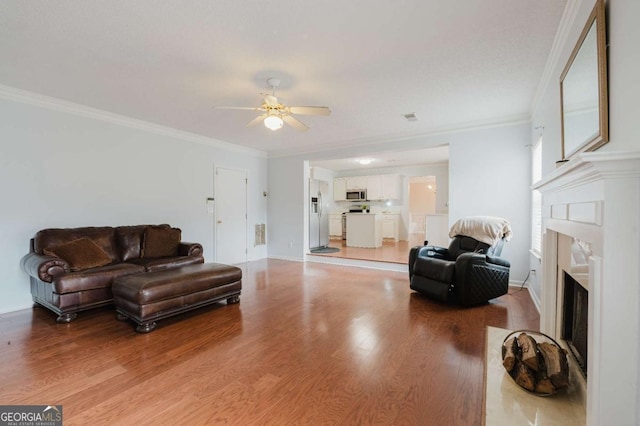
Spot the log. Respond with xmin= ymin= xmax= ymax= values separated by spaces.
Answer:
xmin=538 ymin=342 xmax=569 ymax=389
xmin=517 ymin=333 xmax=539 ymax=371
xmin=502 ymin=336 xmax=517 ymax=372
xmin=512 ymin=362 xmax=536 ymax=392
xmin=534 ymin=377 xmax=556 ymax=394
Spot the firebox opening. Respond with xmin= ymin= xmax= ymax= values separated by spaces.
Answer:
xmin=562 ymin=272 xmax=588 ymax=377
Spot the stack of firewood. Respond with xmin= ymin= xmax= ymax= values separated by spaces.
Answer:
xmin=502 ymin=332 xmax=570 ymax=395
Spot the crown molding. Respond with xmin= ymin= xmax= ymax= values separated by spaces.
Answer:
xmin=529 ymin=0 xmax=584 ymax=117
xmin=0 ymin=84 xmax=266 ymax=158
xmin=267 ymin=113 xmax=531 ymax=159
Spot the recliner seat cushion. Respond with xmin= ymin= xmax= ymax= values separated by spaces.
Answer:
xmin=413 ymin=257 xmax=456 ymax=283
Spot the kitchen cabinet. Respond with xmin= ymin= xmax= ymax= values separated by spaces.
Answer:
xmin=333 ymin=178 xmax=347 ymax=201
xmin=336 ymin=174 xmax=403 ymax=201
xmin=366 ymin=175 xmax=383 ymax=200
xmin=329 ymin=214 xmax=343 ymax=237
xmin=382 ymin=213 xmax=399 ymax=241
xmin=367 ymin=174 xmax=402 ymax=200
xmin=346 ymin=213 xmax=382 ymax=248
xmin=346 ymin=176 xmax=367 ymax=190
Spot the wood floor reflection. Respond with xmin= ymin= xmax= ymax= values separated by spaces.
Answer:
xmin=316 ymin=233 xmax=427 ymax=264
xmin=0 ymin=259 xmax=539 ymax=425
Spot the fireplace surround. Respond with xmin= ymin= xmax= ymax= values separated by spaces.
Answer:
xmin=534 ymin=151 xmax=640 ymax=425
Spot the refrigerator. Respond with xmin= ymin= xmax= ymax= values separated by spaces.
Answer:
xmin=309 ymin=179 xmax=329 ymax=251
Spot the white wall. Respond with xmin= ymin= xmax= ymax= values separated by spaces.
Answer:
xmin=266 ymin=156 xmax=305 ymax=261
xmin=528 ymin=0 xmax=640 ymax=306
xmin=268 ymin=123 xmax=531 ymax=282
xmin=0 ymin=92 xmax=268 ymax=314
xmin=448 ymin=123 xmax=532 ymax=283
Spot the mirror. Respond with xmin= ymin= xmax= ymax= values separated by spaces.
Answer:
xmin=560 ymin=0 xmax=608 ymax=159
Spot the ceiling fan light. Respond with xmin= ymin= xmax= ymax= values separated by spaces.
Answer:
xmin=264 ymin=115 xmax=284 ymax=131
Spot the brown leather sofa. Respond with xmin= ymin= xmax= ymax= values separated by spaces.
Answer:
xmin=20 ymin=224 xmax=204 ymax=323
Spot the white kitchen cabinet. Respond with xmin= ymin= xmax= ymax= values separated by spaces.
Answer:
xmin=333 ymin=178 xmax=347 ymax=201
xmin=382 ymin=213 xmax=399 ymax=241
xmin=329 ymin=214 xmax=343 ymax=237
xmin=366 ymin=175 xmax=383 ymax=200
xmin=346 ymin=176 xmax=367 ymax=190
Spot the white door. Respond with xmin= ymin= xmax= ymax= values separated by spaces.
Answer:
xmin=215 ymin=167 xmax=247 ymax=264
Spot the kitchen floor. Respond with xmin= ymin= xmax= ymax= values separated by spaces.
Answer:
xmin=319 ymin=233 xmax=426 ymax=264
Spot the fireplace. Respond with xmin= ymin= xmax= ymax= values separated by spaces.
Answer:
xmin=562 ymin=272 xmax=588 ymax=376
xmin=534 ymin=151 xmax=640 ymax=425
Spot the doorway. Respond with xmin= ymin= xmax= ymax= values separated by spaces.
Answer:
xmin=408 ymin=176 xmax=436 ymax=245
xmin=215 ymin=167 xmax=247 ymax=264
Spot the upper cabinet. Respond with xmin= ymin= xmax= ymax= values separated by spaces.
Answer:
xmin=366 ymin=175 xmax=383 ymax=200
xmin=346 ymin=176 xmax=367 ymax=190
xmin=333 ymin=178 xmax=347 ymax=201
xmin=334 ymin=174 xmax=402 ymax=201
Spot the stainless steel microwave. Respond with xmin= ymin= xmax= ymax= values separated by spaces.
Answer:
xmin=346 ymin=189 xmax=367 ymax=201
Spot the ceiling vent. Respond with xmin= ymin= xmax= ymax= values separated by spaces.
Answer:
xmin=402 ymin=112 xmax=418 ymax=122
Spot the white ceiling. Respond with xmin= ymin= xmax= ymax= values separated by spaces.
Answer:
xmin=0 ymin=0 xmax=566 ymax=164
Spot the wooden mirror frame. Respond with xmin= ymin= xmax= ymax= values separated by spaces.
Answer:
xmin=560 ymin=0 xmax=608 ymax=160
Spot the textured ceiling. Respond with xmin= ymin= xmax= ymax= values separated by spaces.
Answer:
xmin=0 ymin=0 xmax=566 ymax=160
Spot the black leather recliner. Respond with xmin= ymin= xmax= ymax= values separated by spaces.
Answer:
xmin=409 ymin=235 xmax=510 ymax=306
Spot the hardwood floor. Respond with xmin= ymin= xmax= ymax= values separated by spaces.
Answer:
xmin=0 ymin=259 xmax=539 ymax=425
xmin=316 ymin=233 xmax=427 ymax=264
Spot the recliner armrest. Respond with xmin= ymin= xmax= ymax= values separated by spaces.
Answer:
xmin=20 ymin=252 xmax=69 ymax=283
xmin=486 ymin=255 xmax=510 ymax=268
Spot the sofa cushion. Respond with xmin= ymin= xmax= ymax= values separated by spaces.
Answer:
xmin=44 ymin=237 xmax=112 ymax=271
xmin=52 ymin=263 xmax=146 ymax=294
xmin=116 ymin=226 xmax=145 ymax=261
xmin=142 ymin=226 xmax=181 ymax=258
xmin=128 ymin=255 xmax=204 ymax=272
xmin=34 ymin=226 xmax=119 ymax=263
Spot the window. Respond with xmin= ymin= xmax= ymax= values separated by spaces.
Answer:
xmin=531 ymin=137 xmax=543 ymax=255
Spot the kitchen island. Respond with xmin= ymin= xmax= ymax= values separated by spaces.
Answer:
xmin=346 ymin=212 xmax=383 ymax=248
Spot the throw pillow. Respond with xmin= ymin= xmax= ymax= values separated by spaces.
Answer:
xmin=44 ymin=237 xmax=112 ymax=271
xmin=142 ymin=226 xmax=181 ymax=258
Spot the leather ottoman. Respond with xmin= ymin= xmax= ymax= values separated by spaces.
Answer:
xmin=112 ymin=263 xmax=242 ymax=333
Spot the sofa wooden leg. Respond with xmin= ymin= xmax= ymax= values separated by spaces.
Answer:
xmin=116 ymin=313 xmax=128 ymax=321
xmin=136 ymin=322 xmax=156 ymax=333
xmin=227 ymin=295 xmax=240 ymax=304
xmin=56 ymin=312 xmax=77 ymax=323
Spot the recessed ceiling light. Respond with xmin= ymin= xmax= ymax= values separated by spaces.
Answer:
xmin=358 ymin=158 xmax=373 ymax=165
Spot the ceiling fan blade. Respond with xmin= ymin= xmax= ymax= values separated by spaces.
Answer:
xmin=247 ymin=115 xmax=266 ymax=127
xmin=282 ymin=115 xmax=309 ymax=132
xmin=264 ymin=94 xmax=278 ymax=106
xmin=215 ymin=106 xmax=263 ymax=111
xmin=288 ymin=106 xmax=331 ymax=116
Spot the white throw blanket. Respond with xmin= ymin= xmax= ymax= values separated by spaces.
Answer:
xmin=448 ymin=216 xmax=512 ymax=246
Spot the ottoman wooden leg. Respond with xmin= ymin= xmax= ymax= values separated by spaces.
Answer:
xmin=227 ymin=295 xmax=240 ymax=304
xmin=136 ymin=322 xmax=157 ymax=333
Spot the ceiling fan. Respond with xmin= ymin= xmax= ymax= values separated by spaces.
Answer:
xmin=216 ymin=78 xmax=331 ymax=132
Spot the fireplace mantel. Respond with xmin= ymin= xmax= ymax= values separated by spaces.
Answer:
xmin=533 ymin=151 xmax=640 ymax=426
